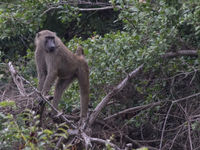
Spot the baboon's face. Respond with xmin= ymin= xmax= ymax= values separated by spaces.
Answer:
xmin=44 ymin=36 xmax=56 ymax=53
xmin=36 ymin=30 xmax=57 ymax=53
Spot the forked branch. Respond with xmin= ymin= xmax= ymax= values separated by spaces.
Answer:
xmin=88 ymin=64 xmax=144 ymax=126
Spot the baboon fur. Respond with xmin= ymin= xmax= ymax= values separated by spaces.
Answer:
xmin=35 ymin=30 xmax=89 ymax=121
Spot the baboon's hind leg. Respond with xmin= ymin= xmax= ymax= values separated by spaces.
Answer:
xmin=78 ymin=67 xmax=89 ymax=118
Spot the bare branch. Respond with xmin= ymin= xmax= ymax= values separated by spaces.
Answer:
xmin=89 ymin=64 xmax=144 ymax=126
xmin=78 ymin=6 xmax=115 ymax=11
xmin=8 ymin=62 xmax=27 ymax=96
xmin=90 ymin=137 xmax=121 ymax=150
xmin=104 ymin=101 xmax=161 ymax=121
xmin=40 ymin=1 xmax=114 ymax=16
xmin=162 ymin=50 xmax=197 ymax=58
xmin=81 ymin=131 xmax=92 ymax=149
xmin=60 ymin=0 xmax=110 ymax=6
xmin=173 ymin=92 xmax=200 ymax=103
xmin=40 ymin=6 xmax=61 ymax=16
xmin=187 ymin=117 xmax=193 ymax=150
xmin=159 ymin=103 xmax=173 ymax=150
xmin=55 ymin=137 xmax=65 ymax=150
xmin=169 ymin=127 xmax=183 ymax=150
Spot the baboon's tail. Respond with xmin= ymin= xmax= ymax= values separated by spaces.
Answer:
xmin=76 ymin=46 xmax=84 ymax=56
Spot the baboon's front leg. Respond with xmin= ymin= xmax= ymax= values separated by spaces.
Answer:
xmin=42 ymin=71 xmax=57 ymax=96
xmin=39 ymin=71 xmax=56 ymax=126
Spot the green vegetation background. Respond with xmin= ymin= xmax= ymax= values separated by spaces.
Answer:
xmin=0 ymin=0 xmax=200 ymax=149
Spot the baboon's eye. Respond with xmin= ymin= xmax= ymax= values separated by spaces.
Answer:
xmin=45 ymin=36 xmax=55 ymax=44
xmin=45 ymin=36 xmax=55 ymax=40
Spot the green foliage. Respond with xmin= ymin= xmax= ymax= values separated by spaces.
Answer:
xmin=62 ymin=0 xmax=200 ymax=107
xmin=65 ymin=32 xmax=142 ymax=107
xmin=0 ymin=110 xmax=70 ymax=150
xmin=21 ymin=49 xmax=37 ymax=80
xmin=0 ymin=110 xmax=52 ymax=149
xmin=0 ymin=0 xmax=79 ymax=60
xmin=0 ymin=0 xmax=198 ymax=116
xmin=0 ymin=0 xmax=200 ymax=148
xmin=0 ymin=0 xmax=120 ymax=61
xmin=0 ymin=101 xmax=16 ymax=107
xmin=0 ymin=63 xmax=9 ymax=85
xmin=136 ymin=147 xmax=148 ymax=150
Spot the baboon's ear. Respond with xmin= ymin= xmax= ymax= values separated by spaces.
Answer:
xmin=37 ymin=33 xmax=41 ymax=37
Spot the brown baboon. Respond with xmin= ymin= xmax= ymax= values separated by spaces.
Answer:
xmin=35 ymin=30 xmax=89 ymax=123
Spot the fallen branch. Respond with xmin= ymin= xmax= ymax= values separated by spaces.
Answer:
xmin=104 ymin=101 xmax=161 ymax=121
xmin=88 ymin=64 xmax=144 ymax=126
xmin=8 ymin=62 xmax=27 ymax=96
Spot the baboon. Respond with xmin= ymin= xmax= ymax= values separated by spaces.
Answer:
xmin=34 ymin=30 xmax=89 ymax=123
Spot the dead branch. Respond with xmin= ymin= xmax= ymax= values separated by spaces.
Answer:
xmin=124 ymin=135 xmax=158 ymax=150
xmin=81 ymin=132 xmax=92 ymax=149
xmin=40 ymin=6 xmax=61 ymax=16
xmin=55 ymin=137 xmax=65 ymax=150
xmin=173 ymin=92 xmax=200 ymax=103
xmin=187 ymin=116 xmax=193 ymax=150
xmin=88 ymin=64 xmax=144 ymax=126
xmin=169 ymin=127 xmax=183 ymax=150
xmin=104 ymin=90 xmax=200 ymax=121
xmin=163 ymin=50 xmax=197 ymax=58
xmin=8 ymin=62 xmax=27 ymax=96
xmin=41 ymin=1 xmax=114 ymax=16
xmin=105 ymin=89 xmax=200 ymax=121
xmin=59 ymin=0 xmax=110 ymax=7
xmin=90 ymin=137 xmax=121 ymax=150
xmin=78 ymin=6 xmax=114 ymax=11
xmin=159 ymin=103 xmax=173 ymax=150
xmin=104 ymin=101 xmax=161 ymax=121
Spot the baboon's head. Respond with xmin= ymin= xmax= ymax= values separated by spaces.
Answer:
xmin=36 ymin=30 xmax=57 ymax=53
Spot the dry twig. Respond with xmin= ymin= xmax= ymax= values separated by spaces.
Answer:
xmin=159 ymin=103 xmax=173 ymax=150
xmin=104 ymin=101 xmax=161 ymax=121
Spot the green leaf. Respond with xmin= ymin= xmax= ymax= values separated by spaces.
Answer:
xmin=0 ymin=101 xmax=16 ymax=107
